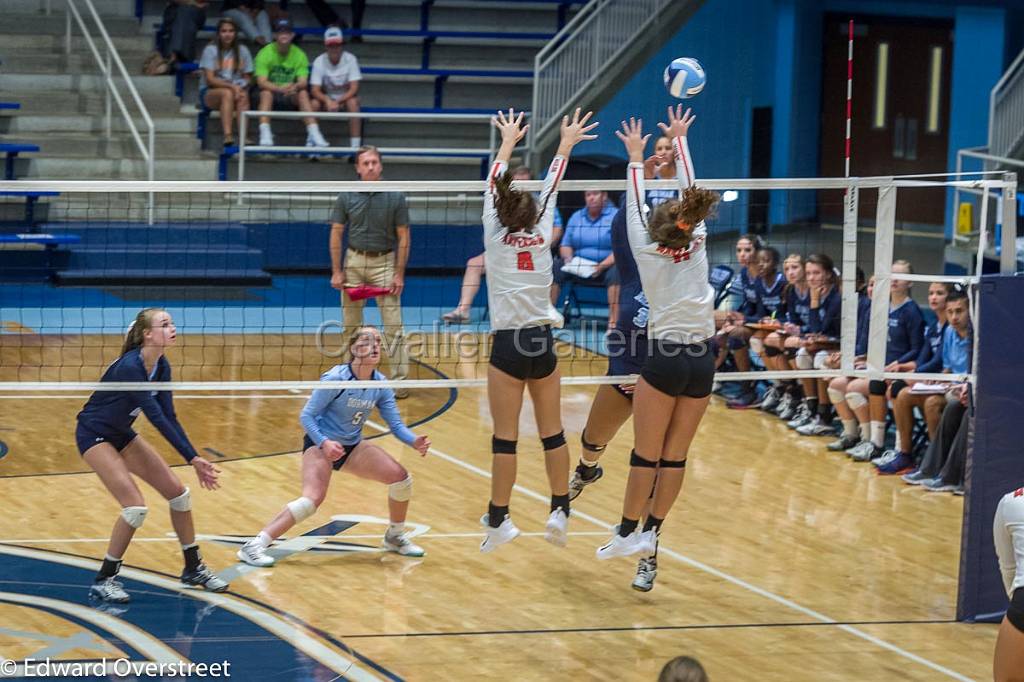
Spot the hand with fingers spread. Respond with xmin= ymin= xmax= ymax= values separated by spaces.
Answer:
xmin=657 ymin=104 xmax=696 ymax=140
xmin=492 ymin=108 xmax=529 ymax=165
xmin=191 ymin=456 xmax=221 ymax=490
xmin=556 ymin=107 xmax=598 ymax=157
xmin=614 ymin=117 xmax=650 ymax=163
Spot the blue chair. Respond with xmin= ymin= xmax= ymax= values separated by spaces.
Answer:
xmin=709 ymin=264 xmax=735 ymax=308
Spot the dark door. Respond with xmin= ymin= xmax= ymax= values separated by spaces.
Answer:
xmin=819 ymin=15 xmax=953 ymax=226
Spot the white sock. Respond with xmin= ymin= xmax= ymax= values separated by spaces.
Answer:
xmin=307 ymin=123 xmax=322 ymax=137
xmin=259 ymin=122 xmax=271 ymax=135
xmin=859 ymin=422 xmax=871 ymax=442
xmin=351 ymin=136 xmax=362 ymax=147
xmin=181 ymin=541 xmax=198 ymax=550
xmin=842 ymin=419 xmax=858 ymax=439
xmin=870 ymin=421 xmax=885 ymax=448
xmin=388 ymin=522 xmax=405 ymax=536
xmin=104 ymin=553 xmax=122 ymax=562
xmin=894 ymin=432 xmax=903 ymax=453
xmin=255 ymin=531 xmax=273 ymax=548
xmin=581 ymin=456 xmax=599 ymax=468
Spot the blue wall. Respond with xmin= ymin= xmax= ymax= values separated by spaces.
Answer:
xmin=591 ymin=0 xmax=1017 ymax=235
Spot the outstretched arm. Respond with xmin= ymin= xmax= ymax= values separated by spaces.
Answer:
xmin=536 ymin=108 xmax=597 ymax=242
xmin=657 ymin=105 xmax=696 ymax=193
xmin=483 ymin=109 xmax=530 ymax=237
xmin=616 ymin=117 xmax=651 ymax=251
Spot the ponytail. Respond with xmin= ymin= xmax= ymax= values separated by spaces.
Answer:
xmin=494 ymin=170 xmax=539 ymax=233
xmin=121 ymin=308 xmax=163 ymax=355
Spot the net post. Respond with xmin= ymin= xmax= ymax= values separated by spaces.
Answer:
xmin=866 ymin=184 xmax=896 ymax=375
xmin=840 ymin=185 xmax=859 ymax=373
xmin=1001 ymin=172 xmax=1018 ymax=274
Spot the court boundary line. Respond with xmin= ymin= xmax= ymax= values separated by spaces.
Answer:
xmin=360 ymin=419 xmax=975 ymax=682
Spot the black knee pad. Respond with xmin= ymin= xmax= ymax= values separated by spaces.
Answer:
xmin=784 ymin=348 xmax=798 ymax=360
xmin=658 ymin=458 xmax=687 ymax=469
xmin=764 ymin=345 xmax=781 ymax=358
xmin=581 ymin=433 xmax=606 ymax=453
xmin=727 ymin=335 xmax=747 ymax=351
xmin=1009 ymin=588 xmax=1024 ymax=633
xmin=629 ymin=449 xmax=658 ymax=468
xmin=890 ymin=379 xmax=908 ymax=398
xmin=540 ymin=431 xmax=566 ymax=451
xmin=491 ymin=436 xmax=517 ymax=455
xmin=869 ymin=379 xmax=886 ymax=396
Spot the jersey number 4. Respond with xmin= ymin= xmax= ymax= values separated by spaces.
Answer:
xmin=516 ymin=251 xmax=534 ymax=271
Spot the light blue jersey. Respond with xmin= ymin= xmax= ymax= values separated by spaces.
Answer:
xmin=300 ymin=364 xmax=416 ymax=447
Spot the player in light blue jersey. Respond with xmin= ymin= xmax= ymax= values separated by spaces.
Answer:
xmin=238 ymin=327 xmax=430 ymax=566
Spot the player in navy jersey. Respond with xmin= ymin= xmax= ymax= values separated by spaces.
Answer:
xmin=596 ymin=108 xmax=719 ymax=566
xmin=761 ymin=253 xmax=807 ymax=413
xmin=76 ymin=308 xmax=226 ymax=603
xmin=478 ymin=107 xmax=597 ymax=554
xmin=716 ymin=235 xmax=761 ymax=328
xmin=238 ymin=327 xmax=430 ymax=566
xmin=993 ymin=485 xmax=1024 ymax=682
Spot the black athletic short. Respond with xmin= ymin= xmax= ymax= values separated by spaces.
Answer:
xmin=607 ymin=329 xmax=648 ymax=400
xmin=640 ymin=339 xmax=715 ymax=398
xmin=1008 ymin=587 xmax=1024 ymax=633
xmin=76 ymin=422 xmax=137 ymax=456
xmin=303 ymin=434 xmax=358 ymax=471
xmin=489 ymin=325 xmax=557 ymax=381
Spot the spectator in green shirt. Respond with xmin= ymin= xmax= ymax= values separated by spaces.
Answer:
xmin=253 ymin=19 xmax=329 ymax=148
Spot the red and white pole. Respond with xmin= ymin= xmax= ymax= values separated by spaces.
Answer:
xmin=845 ymin=19 xmax=854 ymax=179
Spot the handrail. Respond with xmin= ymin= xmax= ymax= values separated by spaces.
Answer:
xmin=65 ymin=0 xmax=155 ymax=213
xmin=530 ymin=0 xmax=673 ymax=157
xmin=989 ymin=45 xmax=1024 ymax=159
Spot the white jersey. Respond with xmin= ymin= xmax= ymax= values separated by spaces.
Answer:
xmin=483 ymin=156 xmax=566 ymax=331
xmin=624 ymin=136 xmax=714 ymax=343
xmin=995 ymin=486 xmax=1024 ymax=594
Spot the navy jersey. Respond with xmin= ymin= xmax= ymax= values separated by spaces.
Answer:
xmin=301 ymin=364 xmax=416 ymax=447
xmin=808 ymin=287 xmax=841 ymax=338
xmin=914 ymin=320 xmax=946 ymax=373
xmin=752 ymin=272 xmax=785 ymax=321
xmin=737 ymin=268 xmax=762 ymax=320
xmin=784 ymin=285 xmax=812 ymax=330
xmin=855 ymin=293 xmax=871 ymax=357
xmin=76 ymin=349 xmax=198 ymax=462
xmin=726 ymin=266 xmax=753 ymax=311
xmin=610 ymin=207 xmax=647 ymax=334
xmin=886 ymin=299 xmax=926 ymax=364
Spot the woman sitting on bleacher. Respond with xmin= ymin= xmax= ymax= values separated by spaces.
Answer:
xmin=199 ymin=18 xmax=253 ymax=149
xmin=762 ymin=253 xmax=808 ymax=416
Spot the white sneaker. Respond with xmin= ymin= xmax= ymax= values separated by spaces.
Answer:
xmin=480 ymin=514 xmax=520 ymax=553
xmin=237 ymin=541 xmax=275 ymax=567
xmin=90 ymin=577 xmax=130 ymax=603
xmin=636 ymin=529 xmax=658 ymax=555
xmin=596 ymin=526 xmax=645 ymax=560
xmin=383 ymin=531 xmax=425 ymax=557
xmin=632 ymin=555 xmax=658 ymax=592
xmin=544 ymin=509 xmax=568 ymax=547
xmin=258 ymin=129 xmax=274 ymax=147
xmin=307 ymin=130 xmax=330 ymax=148
xmin=872 ymin=449 xmax=898 ymax=468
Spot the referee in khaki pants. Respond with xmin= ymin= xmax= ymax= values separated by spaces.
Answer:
xmin=329 ymin=145 xmax=410 ymax=397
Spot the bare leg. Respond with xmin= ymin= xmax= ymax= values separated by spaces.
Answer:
xmin=123 ymin=437 xmax=193 ymax=545
xmin=528 ymin=368 xmax=569 ymax=497
xmin=581 ymin=384 xmax=633 ymax=459
xmin=487 ymin=364 xmax=525 ymax=507
xmin=83 ymin=443 xmax=145 ymax=561
xmin=649 ymin=394 xmax=710 ymax=520
xmin=623 ymin=377 xmax=673 ymax=522
xmin=994 ymin=615 xmax=1024 ymax=682
xmin=342 ymin=442 xmax=410 ymax=522
xmin=261 ymin=446 xmax=333 ymax=540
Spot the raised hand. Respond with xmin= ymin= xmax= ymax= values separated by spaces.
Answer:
xmin=493 ymin=108 xmax=529 ymax=145
xmin=657 ymin=104 xmax=696 ymax=139
xmin=613 ymin=117 xmax=650 ymax=163
xmin=558 ymin=107 xmax=598 ymax=148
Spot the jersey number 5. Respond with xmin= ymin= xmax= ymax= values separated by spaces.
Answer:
xmin=516 ymin=251 xmax=534 ymax=271
xmin=351 ymin=411 xmax=364 ymax=425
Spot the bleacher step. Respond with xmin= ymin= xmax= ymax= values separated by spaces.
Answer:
xmin=55 ymin=268 xmax=273 ymax=286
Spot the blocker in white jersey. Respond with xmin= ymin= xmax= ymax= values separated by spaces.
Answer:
xmin=994 ymin=485 xmax=1024 ymax=680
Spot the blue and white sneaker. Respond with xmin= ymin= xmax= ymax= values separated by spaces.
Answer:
xmin=876 ymin=451 xmax=915 ymax=475
xmin=922 ymin=478 xmax=958 ymax=493
xmin=901 ymin=468 xmax=930 ymax=485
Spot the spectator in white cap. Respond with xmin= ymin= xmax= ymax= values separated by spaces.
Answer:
xmin=310 ymin=26 xmax=363 ymax=149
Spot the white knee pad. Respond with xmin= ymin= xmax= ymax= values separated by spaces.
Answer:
xmin=795 ymin=348 xmax=813 ymax=370
xmin=121 ymin=506 xmax=148 ymax=529
xmin=845 ymin=392 xmax=868 ymax=410
xmin=827 ymin=387 xmax=846 ymax=404
xmin=388 ymin=475 xmax=413 ymax=502
xmin=749 ymin=337 xmax=765 ymax=355
xmin=813 ymin=350 xmax=829 ymax=370
xmin=286 ymin=496 xmax=316 ymax=523
xmin=168 ymin=486 xmax=191 ymax=512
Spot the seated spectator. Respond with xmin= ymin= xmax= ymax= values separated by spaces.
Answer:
xmin=200 ymin=18 xmax=253 ymax=148
xmin=254 ymin=20 xmax=329 ymax=148
xmin=310 ymin=27 xmax=362 ymax=148
xmin=919 ymin=384 xmax=970 ymax=493
xmin=837 ymin=260 xmax=925 ymax=464
xmin=553 ymin=189 xmax=618 ymax=328
xmin=441 ymin=166 xmax=561 ymax=324
xmin=824 ymin=274 xmax=873 ymax=452
xmin=155 ymin=0 xmax=208 ymax=71
xmin=883 ymin=282 xmax=953 ymax=468
xmin=221 ymin=0 xmax=271 ymax=46
xmin=762 ymin=253 xmax=807 ymax=414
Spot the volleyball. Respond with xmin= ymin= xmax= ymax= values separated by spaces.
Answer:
xmin=664 ymin=57 xmax=706 ymax=99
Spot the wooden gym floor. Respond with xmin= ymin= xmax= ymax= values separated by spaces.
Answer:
xmin=0 ymin=334 xmax=995 ymax=680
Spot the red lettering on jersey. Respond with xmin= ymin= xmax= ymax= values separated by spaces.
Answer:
xmin=502 ymin=233 xmax=544 ymax=248
xmin=656 ymin=236 xmax=704 ymax=263
xmin=1014 ymin=487 xmax=1023 ymax=498
xmin=517 ymin=251 xmax=534 ymax=271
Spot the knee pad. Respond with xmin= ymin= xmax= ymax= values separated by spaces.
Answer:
xmin=540 ymin=431 xmax=566 ymax=451
xmin=749 ymin=337 xmax=765 ymax=355
xmin=764 ymin=345 xmax=781 ymax=358
xmin=658 ymin=458 xmax=686 ymax=469
xmin=727 ymin=335 xmax=747 ymax=351
xmin=388 ymin=475 xmax=413 ymax=502
xmin=891 ymin=379 xmax=908 ymax=398
xmin=795 ymin=348 xmax=812 ymax=370
xmin=120 ymin=506 xmax=148 ymax=529
xmin=827 ymin=387 xmax=846 ymax=404
xmin=491 ymin=436 xmax=517 ymax=455
xmin=869 ymin=379 xmax=886 ymax=396
xmin=813 ymin=350 xmax=829 ymax=370
xmin=845 ymin=392 xmax=868 ymax=410
xmin=1009 ymin=588 xmax=1024 ymax=634
xmin=286 ymin=496 xmax=316 ymax=523
xmin=784 ymin=348 xmax=798 ymax=360
xmin=581 ymin=433 xmax=606 ymax=453
xmin=168 ymin=486 xmax=191 ymax=512
xmin=629 ymin=449 xmax=658 ymax=468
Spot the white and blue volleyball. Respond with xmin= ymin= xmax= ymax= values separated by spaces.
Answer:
xmin=663 ymin=57 xmax=706 ymax=99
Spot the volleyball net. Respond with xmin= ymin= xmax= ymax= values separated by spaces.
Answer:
xmin=0 ymin=174 xmax=1016 ymax=392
